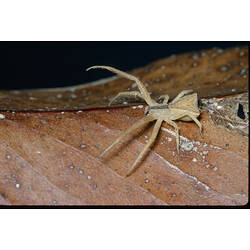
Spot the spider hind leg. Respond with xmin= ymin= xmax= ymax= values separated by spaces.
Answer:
xmin=126 ymin=119 xmax=163 ymax=177
xmin=98 ymin=116 xmax=154 ymax=159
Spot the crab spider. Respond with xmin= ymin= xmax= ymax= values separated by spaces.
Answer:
xmin=87 ymin=66 xmax=203 ymax=176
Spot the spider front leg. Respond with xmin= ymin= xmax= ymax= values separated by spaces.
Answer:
xmin=164 ymin=119 xmax=180 ymax=154
xmin=158 ymin=94 xmax=169 ymax=104
xmin=109 ymin=91 xmax=144 ymax=106
xmin=126 ymin=119 xmax=163 ymax=177
xmin=87 ymin=65 xmax=154 ymax=106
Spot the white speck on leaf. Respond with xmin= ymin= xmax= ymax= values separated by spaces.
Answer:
xmin=239 ymin=51 xmax=245 ymax=56
xmin=181 ymin=141 xmax=193 ymax=151
xmin=193 ymin=147 xmax=198 ymax=152
xmin=5 ymin=154 xmax=11 ymax=160
xmin=220 ymin=66 xmax=229 ymax=72
xmin=216 ymin=105 xmax=223 ymax=110
xmin=69 ymin=164 xmax=75 ymax=170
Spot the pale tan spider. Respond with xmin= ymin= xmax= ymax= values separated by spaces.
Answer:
xmin=87 ymin=66 xmax=203 ymax=176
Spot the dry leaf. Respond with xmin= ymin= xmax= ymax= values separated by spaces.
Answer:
xmin=0 ymin=104 xmax=248 ymax=205
xmin=0 ymin=46 xmax=248 ymax=206
xmin=201 ymin=93 xmax=248 ymax=136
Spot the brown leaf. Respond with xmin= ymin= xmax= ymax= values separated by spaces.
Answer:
xmin=201 ymin=92 xmax=248 ymax=136
xmin=0 ymin=103 xmax=248 ymax=205
xmin=0 ymin=46 xmax=248 ymax=205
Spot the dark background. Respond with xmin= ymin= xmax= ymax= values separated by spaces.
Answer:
xmin=0 ymin=42 xmax=248 ymax=90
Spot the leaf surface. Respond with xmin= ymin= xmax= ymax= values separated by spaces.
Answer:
xmin=0 ymin=46 xmax=248 ymax=205
xmin=0 ymin=104 xmax=248 ymax=205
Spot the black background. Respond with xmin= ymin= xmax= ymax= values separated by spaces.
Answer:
xmin=0 ymin=42 xmax=248 ymax=90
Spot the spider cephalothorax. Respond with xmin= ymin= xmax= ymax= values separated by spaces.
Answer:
xmin=87 ymin=66 xmax=203 ymax=176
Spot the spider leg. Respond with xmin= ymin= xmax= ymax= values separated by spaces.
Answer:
xmin=98 ymin=115 xmax=155 ymax=159
xmin=126 ymin=119 xmax=163 ymax=177
xmin=171 ymin=90 xmax=193 ymax=104
xmin=144 ymin=106 xmax=149 ymax=115
xmin=163 ymin=119 xmax=180 ymax=154
xmin=158 ymin=94 xmax=169 ymax=104
xmin=179 ymin=111 xmax=203 ymax=138
xmin=108 ymin=91 xmax=144 ymax=106
xmin=87 ymin=65 xmax=154 ymax=106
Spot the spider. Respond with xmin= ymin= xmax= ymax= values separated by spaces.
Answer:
xmin=87 ymin=66 xmax=203 ymax=176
